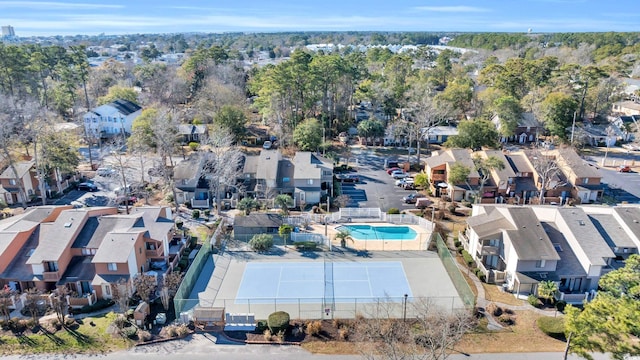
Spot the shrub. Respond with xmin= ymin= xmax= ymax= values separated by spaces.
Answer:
xmin=292 ymin=324 xmax=305 ymax=338
xmin=263 ymin=329 xmax=272 ymax=341
xmin=188 ymin=142 xmax=199 ymax=151
xmin=332 ymin=318 xmax=343 ymax=328
xmin=294 ymin=241 xmax=317 ymax=251
xmin=387 ymin=208 xmax=400 ymax=214
xmin=164 ymin=325 xmax=178 ymax=337
xmin=267 ymin=311 xmax=290 ymax=334
xmin=498 ymin=314 xmax=515 ymax=326
xmin=461 ymin=250 xmax=474 ymax=267
xmin=192 ymin=210 xmax=200 ymax=219
xmin=138 ymin=330 xmax=153 ymax=341
xmin=338 ymin=326 xmax=349 ymax=340
xmin=72 ymin=299 xmax=115 ymax=314
xmin=249 ymin=234 xmax=274 ymax=252
xmin=478 ymin=273 xmax=486 ymax=282
xmin=453 ymin=239 xmax=461 ymax=248
xmin=256 ymin=320 xmax=268 ymax=332
xmin=175 ymin=324 xmax=190 ymax=337
xmin=537 ymin=317 xmax=566 ymax=340
xmin=456 ymin=246 xmax=464 ymax=254
xmin=528 ymin=294 xmax=542 ymax=308
xmin=64 ymin=317 xmax=76 ymax=327
xmin=305 ymin=320 xmax=322 ymax=336
xmin=121 ymin=326 xmax=138 ymax=339
xmin=42 ymin=321 xmax=58 ymax=334
xmin=487 ymin=303 xmax=502 ymax=317
xmin=203 ymin=209 xmax=210 ymax=218
xmin=555 ymin=300 xmax=567 ymax=313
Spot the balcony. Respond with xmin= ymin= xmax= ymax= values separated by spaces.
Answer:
xmin=145 ymin=243 xmax=164 ymax=258
xmin=476 ymin=261 xmax=506 ymax=284
xmin=68 ymin=292 xmax=96 ymax=308
xmin=191 ymin=199 xmax=209 ymax=208
xmin=43 ymin=271 xmax=60 ymax=281
xmin=477 ymin=244 xmax=500 ymax=256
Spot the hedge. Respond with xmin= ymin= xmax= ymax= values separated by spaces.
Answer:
xmin=249 ymin=234 xmax=274 ymax=252
xmin=294 ymin=241 xmax=318 ymax=251
xmin=461 ymin=250 xmax=474 ymax=267
xmin=537 ymin=317 xmax=566 ymax=340
xmin=267 ymin=311 xmax=290 ymax=334
xmin=71 ymin=299 xmax=115 ymax=315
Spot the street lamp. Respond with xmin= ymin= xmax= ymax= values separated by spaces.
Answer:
xmin=403 ymin=293 xmax=408 ymax=322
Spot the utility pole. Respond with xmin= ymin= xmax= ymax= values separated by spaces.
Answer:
xmin=570 ymin=111 xmax=577 ymax=145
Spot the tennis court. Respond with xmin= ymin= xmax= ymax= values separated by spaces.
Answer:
xmin=197 ymin=250 xmax=465 ymax=319
xmin=235 ymin=261 xmax=412 ymax=304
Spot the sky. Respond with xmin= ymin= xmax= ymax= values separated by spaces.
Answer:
xmin=1 ymin=0 xmax=639 ymax=37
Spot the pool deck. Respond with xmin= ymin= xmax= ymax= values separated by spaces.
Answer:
xmin=321 ymin=222 xmax=431 ymax=251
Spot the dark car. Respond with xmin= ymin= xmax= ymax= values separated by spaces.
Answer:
xmin=403 ymin=193 xmax=421 ymax=204
xmin=339 ymin=174 xmax=360 ymax=183
xmin=78 ymin=182 xmax=98 ymax=192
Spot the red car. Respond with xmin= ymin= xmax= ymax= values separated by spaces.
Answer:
xmin=618 ymin=165 xmax=631 ymax=173
xmin=386 ymin=167 xmax=401 ymax=175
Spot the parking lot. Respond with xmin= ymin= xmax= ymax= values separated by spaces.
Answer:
xmin=338 ymin=147 xmax=423 ymax=211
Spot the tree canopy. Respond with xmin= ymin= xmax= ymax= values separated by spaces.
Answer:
xmin=293 ymin=118 xmax=323 ymax=151
xmin=444 ymin=119 xmax=499 ymax=150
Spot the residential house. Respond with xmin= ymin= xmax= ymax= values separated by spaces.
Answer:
xmin=521 ymin=149 xmax=572 ymax=204
xmin=292 ymin=152 xmax=333 ymax=206
xmin=551 ymin=148 xmax=603 ymax=203
xmin=577 ymin=123 xmax=626 ymax=146
xmin=462 ymin=204 xmax=633 ymax=303
xmin=0 ymin=161 xmax=38 ymax=205
xmin=233 ymin=213 xmax=283 ymax=240
xmin=177 ymin=124 xmax=208 ymax=143
xmin=424 ymin=149 xmax=480 ymax=201
xmin=422 ymin=125 xmax=459 ymax=145
xmin=501 ymin=151 xmax=538 ymax=203
xmin=0 ymin=205 xmax=174 ymax=306
xmin=477 ymin=150 xmax=515 ymax=200
xmin=173 ymin=154 xmax=210 ymax=208
xmin=492 ymin=112 xmax=542 ymax=144
xmin=83 ymin=99 xmax=142 ymax=140
xmin=612 ymin=100 xmax=640 ymax=116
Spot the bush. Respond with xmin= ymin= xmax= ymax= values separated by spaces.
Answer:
xmin=267 ymin=311 xmax=290 ymax=334
xmin=537 ymin=317 xmax=566 ymax=339
xmin=138 ymin=330 xmax=153 ymax=342
xmin=188 ymin=142 xmax=199 ymax=151
xmin=305 ymin=320 xmax=322 ymax=336
xmin=175 ymin=324 xmax=190 ymax=337
xmin=461 ymin=250 xmax=474 ymax=267
xmin=121 ymin=326 xmax=138 ymax=339
xmin=338 ymin=326 xmax=349 ymax=340
xmin=498 ymin=314 xmax=515 ymax=326
xmin=256 ymin=320 xmax=268 ymax=332
xmin=555 ymin=300 xmax=567 ymax=313
xmin=263 ymin=329 xmax=272 ymax=341
xmin=192 ymin=210 xmax=200 ymax=219
xmin=528 ymin=294 xmax=542 ymax=308
xmin=453 ymin=239 xmax=461 ymax=247
xmin=387 ymin=208 xmax=400 ymax=214
xmin=249 ymin=234 xmax=274 ymax=252
xmin=203 ymin=209 xmax=210 ymax=218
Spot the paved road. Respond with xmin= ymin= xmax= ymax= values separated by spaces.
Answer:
xmin=583 ymin=155 xmax=640 ymax=204
xmin=0 ymin=332 xmax=617 ymax=360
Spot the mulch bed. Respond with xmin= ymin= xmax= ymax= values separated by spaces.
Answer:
xmin=225 ymin=319 xmax=349 ymax=344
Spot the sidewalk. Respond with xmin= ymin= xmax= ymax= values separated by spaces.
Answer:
xmin=454 ymin=257 xmax=560 ymax=331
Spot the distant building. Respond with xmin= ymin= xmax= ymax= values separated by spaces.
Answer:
xmin=1 ymin=25 xmax=15 ymax=37
xmin=83 ymin=99 xmax=142 ymax=140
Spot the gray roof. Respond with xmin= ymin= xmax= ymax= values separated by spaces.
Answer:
xmin=27 ymin=209 xmax=93 ymax=264
xmin=425 ymin=149 xmax=479 ymax=178
xmin=0 ymin=160 xmax=34 ymax=179
xmin=109 ymin=99 xmax=141 ymax=115
xmin=130 ymin=206 xmax=174 ymax=241
xmin=554 ymin=148 xmax=601 ymax=179
xmin=556 ymin=208 xmax=614 ymax=266
xmin=423 ymin=126 xmax=459 ymax=136
xmin=492 ymin=112 xmax=540 ymax=129
xmin=506 ymin=153 xmax=534 ymax=174
xmin=57 ymin=256 xmax=96 ymax=284
xmin=588 ymin=214 xmax=637 ymax=250
xmin=173 ymin=154 xmax=202 ymax=186
xmin=256 ymin=150 xmax=281 ymax=181
xmin=466 ymin=206 xmax=515 ymax=238
xmin=234 ymin=213 xmax=282 ymax=228
xmin=1 ymin=226 xmax=43 ymax=281
xmin=93 ymin=231 xmax=144 ymax=263
xmin=293 ymin=152 xmax=332 ymax=180
xmin=425 ymin=151 xmax=454 ymax=168
xmin=243 ymin=155 xmax=260 ymax=175
xmin=480 ymin=150 xmax=516 ymax=184
xmin=92 ymin=273 xmax=129 ymax=286
xmin=277 ymin=159 xmax=295 ymax=188
xmin=84 ymin=215 xmax=141 ymax=249
xmin=177 ymin=124 xmax=207 ymax=135
xmin=503 ymin=207 xmax=560 ymax=261
xmin=613 ymin=207 xmax=640 ymax=245
xmin=542 ymin=222 xmax=587 ymax=278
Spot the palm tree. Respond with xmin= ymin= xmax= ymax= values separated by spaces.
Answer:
xmin=335 ymin=230 xmax=353 ymax=248
xmin=238 ymin=197 xmax=259 ymax=215
xmin=538 ymin=280 xmax=558 ymax=305
xmin=274 ymin=194 xmax=294 ymax=216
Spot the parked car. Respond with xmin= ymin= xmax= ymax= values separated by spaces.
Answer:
xmin=391 ymin=170 xmax=409 ymax=179
xmin=403 ymin=193 xmax=424 ymax=204
xmin=339 ymin=174 xmax=360 ymax=183
xmin=384 ymin=160 xmax=399 ymax=169
xmin=263 ymin=141 xmax=272 ymax=149
xmin=96 ymin=167 xmax=116 ymax=176
xmin=618 ymin=165 xmax=631 ymax=173
xmin=386 ymin=167 xmax=401 ymax=175
xmin=415 ymin=198 xmax=434 ymax=209
xmin=78 ymin=182 xmax=98 ymax=192
xmin=395 ymin=178 xmax=414 ymax=187
xmin=116 ymin=195 xmax=138 ymax=206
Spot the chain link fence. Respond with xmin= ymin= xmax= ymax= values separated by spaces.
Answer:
xmin=434 ymin=233 xmax=475 ymax=309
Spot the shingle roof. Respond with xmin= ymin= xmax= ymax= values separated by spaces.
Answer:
xmin=613 ymin=207 xmax=640 ymax=245
xmin=293 ymin=152 xmax=331 ymax=180
xmin=503 ymin=207 xmax=560 ymax=261
xmin=130 ymin=207 xmax=174 ymax=241
xmin=480 ymin=150 xmax=516 ymax=184
xmin=243 ymin=155 xmax=260 ymax=175
xmin=27 ymin=210 xmax=90 ymax=264
xmin=542 ymin=222 xmax=586 ymax=278
xmin=0 ymin=160 xmax=34 ymax=179
xmin=588 ymin=214 xmax=637 ymax=249
xmin=234 ymin=213 xmax=282 ymax=228
xmin=256 ymin=150 xmax=281 ymax=181
xmin=93 ymin=231 xmax=144 ymax=263
xmin=506 ymin=153 xmax=534 ymax=174
xmin=109 ymin=99 xmax=141 ymax=115
xmin=57 ymin=256 xmax=96 ymax=284
xmin=466 ymin=207 xmax=514 ymax=238
xmin=553 ymin=148 xmax=601 ymax=179
xmin=556 ymin=207 xmax=614 ymax=266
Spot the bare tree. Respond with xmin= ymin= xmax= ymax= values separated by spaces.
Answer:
xmin=201 ymin=125 xmax=243 ymax=214
xmin=528 ymin=149 xmax=564 ymax=204
xmin=111 ymin=278 xmax=132 ymax=314
xmin=51 ymin=286 xmax=70 ymax=324
xmin=159 ymin=272 xmax=183 ymax=311
xmin=354 ymin=297 xmax=475 ymax=360
xmin=133 ymin=274 xmax=157 ymax=304
xmin=0 ymin=286 xmax=15 ymax=321
xmin=23 ymin=289 xmax=43 ymax=322
xmin=333 ymin=194 xmax=351 ymax=209
xmin=408 ymin=83 xmax=453 ymax=163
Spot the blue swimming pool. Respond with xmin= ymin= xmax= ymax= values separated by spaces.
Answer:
xmin=336 ymin=224 xmax=417 ymax=241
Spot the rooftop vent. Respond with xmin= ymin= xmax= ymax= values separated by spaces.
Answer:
xmin=578 ymin=220 xmax=585 ymax=226
xmin=64 ymin=222 xmax=72 ymax=228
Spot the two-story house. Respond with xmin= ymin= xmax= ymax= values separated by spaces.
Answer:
xmin=552 ymin=148 xmax=603 ymax=203
xmin=0 ymin=161 xmax=38 ymax=205
xmin=492 ymin=112 xmax=542 ymax=144
xmin=462 ymin=204 xmax=633 ymax=303
xmin=173 ymin=154 xmax=210 ymax=208
xmin=425 ymin=149 xmax=480 ymax=201
xmin=292 ymin=152 xmax=333 ymax=206
xmin=83 ymin=99 xmax=142 ymax=140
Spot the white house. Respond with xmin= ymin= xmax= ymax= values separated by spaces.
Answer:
xmin=83 ymin=99 xmax=142 ymax=139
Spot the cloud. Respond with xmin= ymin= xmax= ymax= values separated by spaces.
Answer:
xmin=0 ymin=1 xmax=123 ymax=9
xmin=413 ymin=6 xmax=489 ymax=13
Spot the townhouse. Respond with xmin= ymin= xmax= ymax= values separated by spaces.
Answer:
xmin=461 ymin=204 xmax=639 ymax=303
xmin=0 ymin=205 xmax=175 ymax=307
xmin=83 ymin=99 xmax=142 ymax=140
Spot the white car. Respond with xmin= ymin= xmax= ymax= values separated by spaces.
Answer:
xmin=96 ymin=167 xmax=116 ymax=176
xmin=395 ymin=178 xmax=414 ymax=186
xmin=263 ymin=141 xmax=272 ymax=149
xmin=391 ymin=170 xmax=409 ymax=179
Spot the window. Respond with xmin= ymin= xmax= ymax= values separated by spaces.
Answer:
xmin=553 ymin=243 xmax=563 ymax=252
xmin=139 ymin=247 xmax=142 ymax=254
xmin=104 ymin=284 xmax=111 ymax=297
xmin=583 ymin=178 xmax=588 ymax=185
xmin=107 ymin=263 xmax=117 ymax=271
xmin=46 ymin=261 xmax=59 ymax=272
xmin=535 ymin=260 xmax=546 ymax=268
xmin=9 ymin=179 xmax=16 ymax=185
xmin=307 ymin=179 xmax=314 ymax=185
xmin=81 ymin=248 xmax=92 ymax=255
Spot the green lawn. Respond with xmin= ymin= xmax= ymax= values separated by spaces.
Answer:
xmin=0 ymin=313 xmax=133 ymax=356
